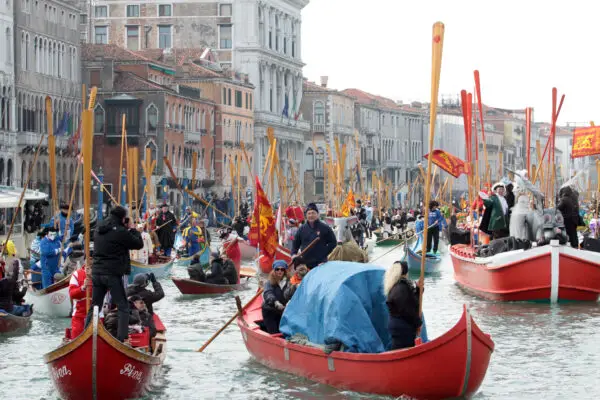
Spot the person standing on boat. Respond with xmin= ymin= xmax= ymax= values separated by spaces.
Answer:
xmin=39 ymin=227 xmax=62 ymax=289
xmin=45 ymin=202 xmax=75 ymax=241
xmin=262 ymin=259 xmax=291 ymax=334
xmin=291 ymin=203 xmax=337 ymax=269
xmin=0 ymin=260 xmax=31 ymax=316
xmin=365 ymin=200 xmax=374 ymax=238
xmin=182 ymin=218 xmax=206 ymax=257
xmin=130 ymin=223 xmax=153 ymax=265
xmin=84 ymin=206 xmax=144 ymax=343
xmin=179 ymin=206 xmax=193 ymax=230
xmin=426 ymin=201 xmax=447 ymax=254
xmin=156 ymin=203 xmax=178 ymax=257
xmin=480 ymin=182 xmax=510 ymax=240
xmin=68 ymin=258 xmax=91 ymax=338
xmin=384 ymin=260 xmax=422 ymax=350
xmin=557 ymin=186 xmax=581 ymax=248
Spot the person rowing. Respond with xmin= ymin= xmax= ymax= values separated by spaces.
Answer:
xmin=291 ymin=203 xmax=336 ymax=270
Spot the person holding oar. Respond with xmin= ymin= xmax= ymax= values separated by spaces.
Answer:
xmin=291 ymin=203 xmax=336 ymax=270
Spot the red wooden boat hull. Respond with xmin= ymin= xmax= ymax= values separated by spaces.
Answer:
xmin=44 ymin=308 xmax=166 ymax=400
xmin=0 ymin=311 xmax=31 ymax=333
xmin=450 ymin=242 xmax=600 ymax=302
xmin=171 ymin=277 xmax=247 ymax=295
xmin=237 ymin=295 xmax=494 ymax=399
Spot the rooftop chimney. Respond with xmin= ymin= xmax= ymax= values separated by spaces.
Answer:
xmin=320 ymin=76 xmax=328 ymax=88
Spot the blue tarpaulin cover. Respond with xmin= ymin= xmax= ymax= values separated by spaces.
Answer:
xmin=279 ymin=261 xmax=391 ymax=353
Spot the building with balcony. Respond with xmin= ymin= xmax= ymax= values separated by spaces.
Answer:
xmin=0 ymin=0 xmax=16 ymax=186
xmin=14 ymin=0 xmax=82 ymax=205
xmin=82 ymin=44 xmax=216 ymax=213
xmin=300 ymin=77 xmax=354 ymax=203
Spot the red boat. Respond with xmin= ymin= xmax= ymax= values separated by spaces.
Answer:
xmin=236 ymin=295 xmax=494 ymax=399
xmin=0 ymin=311 xmax=31 ymax=333
xmin=450 ymin=240 xmax=600 ymax=302
xmin=258 ymin=245 xmax=292 ymax=274
xmin=44 ymin=307 xmax=167 ymax=400
xmin=172 ymin=277 xmax=248 ymax=295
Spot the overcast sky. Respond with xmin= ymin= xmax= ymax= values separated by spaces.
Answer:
xmin=301 ymin=0 xmax=596 ymax=125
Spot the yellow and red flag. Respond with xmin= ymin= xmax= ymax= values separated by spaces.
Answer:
xmin=424 ymin=149 xmax=468 ymax=178
xmin=248 ymin=177 xmax=278 ymax=259
xmin=571 ymin=126 xmax=600 ymax=158
xmin=340 ymin=189 xmax=356 ymax=217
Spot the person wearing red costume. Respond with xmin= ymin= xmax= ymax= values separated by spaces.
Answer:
xmin=68 ymin=253 xmax=90 ymax=338
xmin=285 ymin=200 xmax=304 ymax=224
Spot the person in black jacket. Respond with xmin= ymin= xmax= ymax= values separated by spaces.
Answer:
xmin=205 ymin=252 xmax=228 ymax=284
xmin=84 ymin=206 xmax=144 ymax=343
xmin=261 ymin=260 xmax=290 ymax=334
xmin=0 ymin=261 xmax=31 ymax=316
xmin=291 ymin=203 xmax=336 ymax=269
xmin=126 ymin=273 xmax=164 ymax=315
xmin=557 ymin=186 xmax=581 ymax=248
xmin=222 ymin=257 xmax=238 ymax=285
xmin=384 ymin=260 xmax=422 ymax=350
xmin=187 ymin=254 xmax=206 ymax=282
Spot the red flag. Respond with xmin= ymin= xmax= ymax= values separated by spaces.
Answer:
xmin=424 ymin=149 xmax=469 ymax=178
xmin=571 ymin=126 xmax=600 ymax=158
xmin=248 ymin=177 xmax=278 ymax=259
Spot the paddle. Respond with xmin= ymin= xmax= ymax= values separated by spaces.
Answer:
xmin=196 ymin=237 xmax=320 ymax=352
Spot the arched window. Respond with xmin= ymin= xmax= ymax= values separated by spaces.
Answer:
xmin=313 ymin=101 xmax=324 ymax=125
xmin=94 ymin=105 xmax=104 ymax=133
xmin=305 ymin=148 xmax=314 ymax=171
xmin=315 ymin=147 xmax=324 ymax=171
xmin=147 ymin=104 xmax=158 ymax=133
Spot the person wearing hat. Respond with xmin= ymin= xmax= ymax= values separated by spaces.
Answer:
xmin=84 ymin=205 xmax=144 ymax=343
xmin=46 ymin=202 xmax=75 ymax=242
xmin=126 ymin=272 xmax=164 ymax=317
xmin=291 ymin=203 xmax=336 ymax=270
xmin=156 ymin=203 xmax=178 ymax=257
xmin=181 ymin=217 xmax=207 ymax=258
xmin=479 ymin=182 xmax=510 ymax=240
xmin=261 ymin=259 xmax=291 ymax=334
xmin=39 ymin=227 xmax=62 ymax=289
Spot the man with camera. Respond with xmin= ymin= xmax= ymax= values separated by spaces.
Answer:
xmin=126 ymin=272 xmax=164 ymax=338
xmin=84 ymin=206 xmax=144 ymax=343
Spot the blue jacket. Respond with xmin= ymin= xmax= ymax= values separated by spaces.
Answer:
xmin=40 ymin=237 xmax=61 ymax=272
xmin=428 ymin=210 xmax=447 ymax=230
xmin=291 ymin=219 xmax=337 ymax=269
xmin=42 ymin=213 xmax=75 ymax=241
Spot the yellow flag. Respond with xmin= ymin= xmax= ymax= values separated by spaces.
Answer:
xmin=340 ymin=189 xmax=356 ymax=217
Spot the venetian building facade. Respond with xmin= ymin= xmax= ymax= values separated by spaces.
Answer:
xmin=14 ymin=0 xmax=82 ymax=205
xmin=232 ymin=0 xmax=310 ymax=199
xmin=0 ymin=0 xmax=16 ymax=185
xmin=300 ymin=77 xmax=354 ymax=204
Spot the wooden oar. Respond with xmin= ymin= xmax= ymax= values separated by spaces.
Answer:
xmin=196 ymin=237 xmax=320 ymax=352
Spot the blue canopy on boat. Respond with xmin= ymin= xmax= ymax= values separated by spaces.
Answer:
xmin=279 ymin=261 xmax=391 ymax=353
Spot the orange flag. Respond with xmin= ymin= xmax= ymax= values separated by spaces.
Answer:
xmin=248 ymin=177 xmax=278 ymax=259
xmin=340 ymin=189 xmax=356 ymax=217
xmin=571 ymin=126 xmax=600 ymax=158
xmin=423 ymin=149 xmax=468 ymax=178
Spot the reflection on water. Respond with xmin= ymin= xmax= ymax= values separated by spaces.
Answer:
xmin=1 ymin=242 xmax=599 ymax=399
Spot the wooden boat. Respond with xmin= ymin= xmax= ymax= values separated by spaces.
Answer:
xmin=450 ymin=240 xmax=600 ymax=302
xmin=0 ymin=310 xmax=31 ymax=333
xmin=174 ymin=245 xmax=210 ymax=267
xmin=374 ymin=229 xmax=414 ymax=247
xmin=405 ymin=246 xmax=442 ymax=274
xmin=24 ymin=275 xmax=72 ymax=318
xmin=171 ymin=277 xmax=248 ymax=295
xmin=237 ymin=295 xmax=494 ymax=399
xmin=44 ymin=307 xmax=167 ymax=400
xmin=129 ymin=259 xmax=174 ymax=283
xmin=240 ymin=267 xmax=257 ymax=278
xmin=239 ymin=241 xmax=257 ymax=260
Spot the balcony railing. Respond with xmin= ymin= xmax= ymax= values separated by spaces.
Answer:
xmin=18 ymin=131 xmax=68 ymax=148
xmin=384 ymin=160 xmax=402 ymax=168
xmin=311 ymin=123 xmax=325 ymax=133
xmin=184 ymin=130 xmax=201 ymax=143
xmin=333 ymin=124 xmax=353 ymax=135
xmin=254 ymin=111 xmax=311 ymax=131
xmin=172 ymin=166 xmax=207 ymax=180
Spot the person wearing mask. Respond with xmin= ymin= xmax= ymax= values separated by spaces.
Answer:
xmin=84 ymin=206 xmax=144 ymax=343
xmin=426 ymin=201 xmax=447 ymax=254
xmin=156 ymin=203 xmax=178 ymax=257
xmin=261 ymin=260 xmax=291 ymax=334
xmin=384 ymin=260 xmax=422 ymax=350
xmin=68 ymin=257 xmax=91 ymax=338
xmin=291 ymin=203 xmax=337 ymax=270
xmin=0 ymin=260 xmax=31 ymax=316
xmin=39 ymin=227 xmax=62 ymax=288
xmin=44 ymin=202 xmax=76 ymax=241
xmin=480 ymin=182 xmax=510 ymax=240
xmin=126 ymin=273 xmax=165 ymax=316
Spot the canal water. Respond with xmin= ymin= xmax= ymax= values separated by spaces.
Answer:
xmin=1 ymin=241 xmax=600 ymax=399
